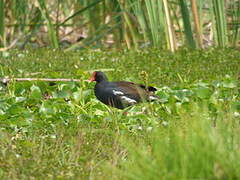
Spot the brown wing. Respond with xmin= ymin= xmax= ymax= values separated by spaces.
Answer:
xmin=115 ymin=81 xmax=157 ymax=92
xmin=138 ymin=84 xmax=157 ymax=92
xmin=113 ymin=81 xmax=157 ymax=101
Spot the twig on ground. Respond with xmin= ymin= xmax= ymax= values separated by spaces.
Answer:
xmin=0 ymin=38 xmax=19 ymax=52
xmin=0 ymin=77 xmax=87 ymax=83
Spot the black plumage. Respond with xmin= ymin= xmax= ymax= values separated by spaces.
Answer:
xmin=88 ymin=71 xmax=159 ymax=109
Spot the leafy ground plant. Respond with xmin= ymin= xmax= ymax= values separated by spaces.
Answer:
xmin=0 ymin=48 xmax=239 ymax=179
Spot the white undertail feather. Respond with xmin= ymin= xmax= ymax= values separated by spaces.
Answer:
xmin=112 ymin=90 xmax=137 ymax=104
xmin=112 ymin=90 xmax=124 ymax=95
xmin=112 ymin=89 xmax=157 ymax=104
xmin=149 ymin=96 xmax=158 ymax=100
xmin=121 ymin=96 xmax=137 ymax=104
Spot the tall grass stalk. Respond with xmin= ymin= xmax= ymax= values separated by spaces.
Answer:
xmin=145 ymin=0 xmax=160 ymax=47
xmin=179 ymin=0 xmax=196 ymax=49
xmin=60 ymin=0 xmax=103 ymax=26
xmin=110 ymin=0 xmax=124 ymax=48
xmin=119 ymin=1 xmax=139 ymax=49
xmin=212 ymin=0 xmax=228 ymax=47
xmin=119 ymin=106 xmax=240 ymax=179
xmin=0 ymin=0 xmax=5 ymax=47
xmin=2 ymin=0 xmax=240 ymax=49
xmin=37 ymin=0 xmax=59 ymax=48
xmin=130 ymin=0 xmax=149 ymax=44
xmin=163 ymin=0 xmax=176 ymax=52
xmin=196 ymin=0 xmax=205 ymax=46
xmin=157 ymin=0 xmax=167 ymax=48
xmin=147 ymin=0 xmax=167 ymax=48
xmin=21 ymin=8 xmax=42 ymax=49
xmin=230 ymin=0 xmax=240 ymax=46
xmin=65 ymin=13 xmax=123 ymax=51
xmin=191 ymin=0 xmax=203 ymax=48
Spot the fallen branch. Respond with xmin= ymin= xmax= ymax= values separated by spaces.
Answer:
xmin=0 ymin=77 xmax=88 ymax=83
xmin=0 ymin=38 xmax=19 ymax=52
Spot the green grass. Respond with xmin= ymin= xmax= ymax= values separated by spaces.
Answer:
xmin=3 ymin=1 xmax=240 ymax=49
xmin=0 ymin=48 xmax=239 ymax=179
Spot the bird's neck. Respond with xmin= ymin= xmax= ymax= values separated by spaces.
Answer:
xmin=96 ymin=79 xmax=108 ymax=83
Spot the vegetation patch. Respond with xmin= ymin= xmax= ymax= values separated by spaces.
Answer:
xmin=0 ymin=48 xmax=239 ymax=179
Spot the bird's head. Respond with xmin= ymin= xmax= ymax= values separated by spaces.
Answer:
xmin=88 ymin=71 xmax=108 ymax=83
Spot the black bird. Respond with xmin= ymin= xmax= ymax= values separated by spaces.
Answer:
xmin=88 ymin=71 xmax=159 ymax=109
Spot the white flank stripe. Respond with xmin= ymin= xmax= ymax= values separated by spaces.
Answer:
xmin=149 ymin=96 xmax=158 ymax=100
xmin=121 ymin=96 xmax=137 ymax=104
xmin=112 ymin=90 xmax=124 ymax=95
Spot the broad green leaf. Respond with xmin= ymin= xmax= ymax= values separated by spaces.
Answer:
xmin=57 ymin=90 xmax=71 ymax=99
xmin=73 ymin=91 xmax=82 ymax=102
xmin=7 ymin=104 xmax=25 ymax=115
xmin=15 ymin=96 xmax=26 ymax=103
xmin=59 ymin=83 xmax=76 ymax=91
xmin=39 ymin=101 xmax=55 ymax=114
xmin=231 ymin=101 xmax=240 ymax=111
xmin=195 ymin=87 xmax=212 ymax=99
xmin=30 ymin=85 xmax=42 ymax=99
xmin=222 ymin=80 xmax=237 ymax=88
xmin=157 ymin=91 xmax=169 ymax=103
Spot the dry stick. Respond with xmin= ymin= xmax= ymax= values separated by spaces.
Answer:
xmin=0 ymin=38 xmax=18 ymax=52
xmin=0 ymin=78 xmax=88 ymax=83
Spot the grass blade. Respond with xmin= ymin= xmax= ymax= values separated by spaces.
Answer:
xmin=230 ymin=0 xmax=240 ymax=46
xmin=37 ymin=0 xmax=59 ymax=48
xmin=212 ymin=0 xmax=228 ymax=47
xmin=163 ymin=0 xmax=176 ymax=52
xmin=0 ymin=0 xmax=5 ymax=47
xmin=60 ymin=0 xmax=103 ymax=26
xmin=179 ymin=0 xmax=196 ymax=49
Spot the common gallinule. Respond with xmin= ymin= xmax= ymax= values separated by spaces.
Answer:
xmin=88 ymin=71 xmax=159 ymax=109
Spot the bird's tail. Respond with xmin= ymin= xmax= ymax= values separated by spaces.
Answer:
xmin=148 ymin=94 xmax=160 ymax=101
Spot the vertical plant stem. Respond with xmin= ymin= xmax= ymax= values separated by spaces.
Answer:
xmin=179 ymin=0 xmax=196 ymax=49
xmin=231 ymin=0 xmax=240 ymax=46
xmin=37 ymin=0 xmax=59 ymax=48
xmin=56 ymin=0 xmax=60 ymax=40
xmin=130 ymin=0 xmax=151 ymax=46
xmin=124 ymin=21 xmax=131 ymax=49
xmin=136 ymin=0 xmax=149 ymax=43
xmin=163 ymin=0 xmax=175 ymax=52
xmin=191 ymin=0 xmax=203 ymax=48
xmin=109 ymin=0 xmax=123 ymax=48
xmin=120 ymin=0 xmax=138 ymax=49
xmin=209 ymin=0 xmax=217 ymax=46
xmin=157 ymin=0 xmax=167 ymax=48
xmin=145 ymin=0 xmax=157 ymax=46
xmin=146 ymin=0 xmax=163 ymax=47
xmin=0 ymin=0 xmax=5 ymax=47
xmin=168 ymin=2 xmax=183 ymax=46
xmin=212 ymin=0 xmax=228 ymax=47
